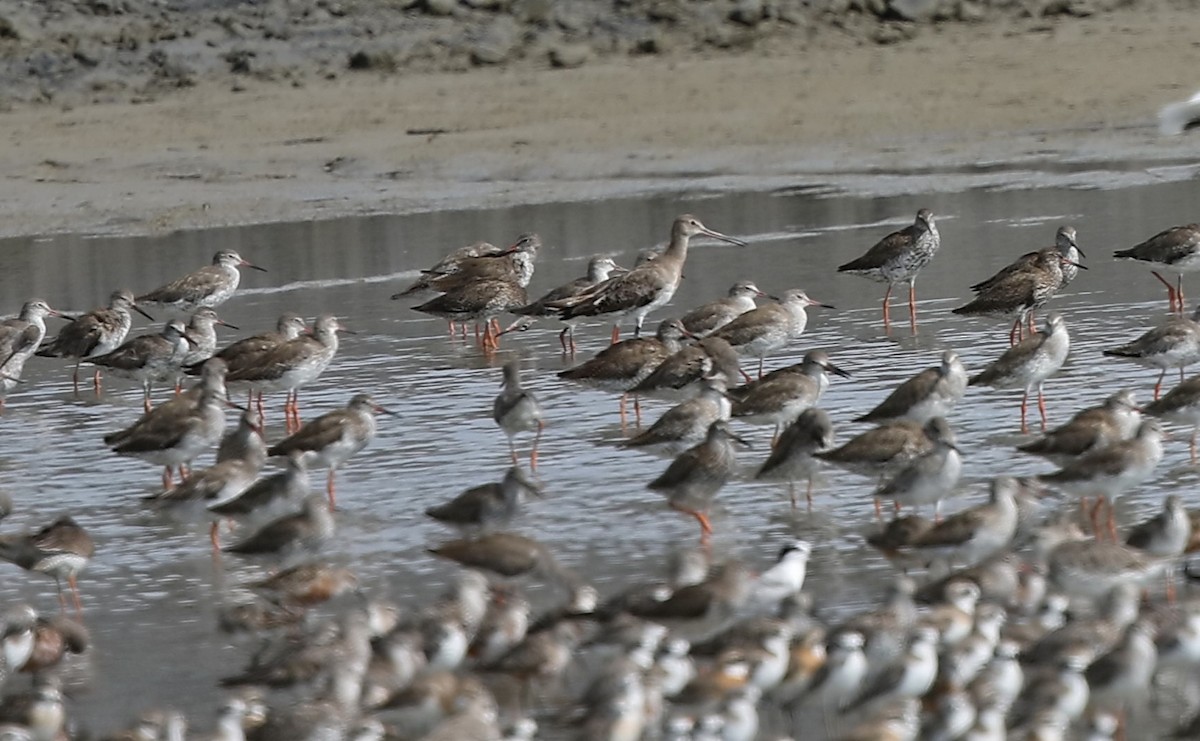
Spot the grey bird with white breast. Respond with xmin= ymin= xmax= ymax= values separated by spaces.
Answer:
xmin=968 ymin=311 xmax=1071 ymax=434
xmin=711 ymin=288 xmax=835 ymax=379
xmin=837 ymin=208 xmax=940 ymax=332
xmin=730 ymin=349 xmax=849 ymax=443
xmin=36 ymin=289 xmax=154 ymax=393
xmin=854 ymin=349 xmax=967 ymax=425
xmin=493 ymin=359 xmax=544 ymax=470
xmin=136 ymin=248 xmax=266 ymax=314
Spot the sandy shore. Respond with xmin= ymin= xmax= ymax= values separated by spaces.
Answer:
xmin=0 ymin=8 xmax=1197 ymax=239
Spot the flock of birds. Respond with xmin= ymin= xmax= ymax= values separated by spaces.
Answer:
xmin=2 ymin=212 xmax=1200 ymax=740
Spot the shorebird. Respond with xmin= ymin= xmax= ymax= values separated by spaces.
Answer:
xmin=1144 ymin=373 xmax=1200 ymax=462
xmin=247 ymin=562 xmax=358 ymax=609
xmin=710 ymin=289 xmax=834 ymax=378
xmin=0 ymin=299 xmax=65 ymax=408
xmin=493 ymin=359 xmax=544 ymax=469
xmin=557 ymin=317 xmax=691 ymax=426
xmin=630 ymin=335 xmax=746 ymax=400
xmin=137 ymin=248 xmax=266 ymax=313
xmin=1046 ymin=538 xmax=1167 ymax=600
xmin=647 ymin=419 xmax=750 ymax=542
xmin=391 ymin=240 xmax=500 ymax=300
xmin=88 ymin=318 xmax=194 ymax=411
xmin=743 ymin=540 xmax=812 ymax=614
xmin=413 ymin=278 xmax=527 ymax=351
xmin=1083 ymin=619 xmax=1157 ymax=720
xmin=1126 ymin=493 xmax=1190 ymax=599
xmin=196 ymin=312 xmax=307 ymax=417
xmin=0 ymin=516 xmax=94 ymax=613
xmin=553 ymin=214 xmax=746 ymax=343
xmin=854 ymin=349 xmax=967 ymax=425
xmin=837 ymin=208 xmax=940 ymax=331
xmin=791 ymin=629 xmax=868 ymax=710
xmin=267 ymin=393 xmax=394 ymax=509
xmin=511 ymin=255 xmax=623 ymax=353
xmin=898 ymin=476 xmax=1020 ymax=569
xmin=104 ymin=358 xmax=229 ymax=489
xmin=815 ymin=418 xmax=936 ymax=480
xmin=424 ymin=233 xmax=541 ymax=293
xmin=36 ymin=289 xmax=154 ymax=393
xmin=622 ymin=375 xmax=731 ymax=455
xmin=207 ymin=452 xmax=310 ymax=551
xmin=730 ymin=349 xmax=849 ymax=441
xmin=143 ymin=405 xmax=266 ymax=508
xmin=427 ymin=532 xmax=577 ymax=589
xmin=425 ymin=466 xmax=542 ymax=530
xmin=681 ymin=280 xmax=765 ymax=337
xmin=845 ymin=625 xmax=940 ymax=711
xmin=1017 ymin=389 xmax=1142 ymax=464
xmin=968 ymin=311 xmax=1071 ymax=433
xmin=953 ymin=249 xmax=1083 ymax=345
xmin=224 ymin=494 xmax=334 ymax=555
xmin=874 ymin=416 xmax=962 ymax=520
xmin=755 ymin=407 xmax=835 ymax=509
xmin=1102 ymin=305 xmax=1200 ymax=400
xmin=1113 ymin=223 xmax=1200 ymax=312
xmin=227 ymin=314 xmax=351 ymax=431
xmin=1039 ymin=419 xmax=1165 ymax=539
xmin=175 ymin=308 xmax=237 ymax=393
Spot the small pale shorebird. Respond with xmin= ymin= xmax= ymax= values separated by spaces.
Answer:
xmin=969 ymin=312 xmax=1071 ymax=433
xmin=755 ymin=407 xmax=835 ymax=509
xmin=0 ymin=299 xmax=66 ymax=408
xmin=1144 ymin=373 xmax=1200 ymax=462
xmin=137 ymin=248 xmax=266 ymax=313
xmin=1125 ymin=494 xmax=1190 ymax=599
xmin=267 ymin=393 xmax=394 ymax=509
xmin=88 ymin=318 xmax=194 ymax=412
xmin=730 ymin=349 xmax=849 ymax=442
xmin=553 ymin=214 xmax=746 ymax=343
xmin=1113 ymin=223 xmax=1200 ymax=313
xmin=845 ymin=625 xmax=940 ymax=712
xmin=103 ymin=358 xmax=229 ymax=490
xmin=711 ymin=289 xmax=834 ymax=378
xmin=36 ymin=289 xmax=154 ymax=393
xmin=837 ymin=208 xmax=940 ymax=332
xmin=176 ymin=308 xmax=237 ymax=392
xmin=1017 ymin=389 xmax=1142 ymax=465
xmin=557 ymin=318 xmax=691 ymax=426
xmin=854 ymin=350 xmax=967 ymax=425
xmin=226 ymin=314 xmax=351 ymax=431
xmin=681 ymin=280 xmax=765 ymax=338
xmin=0 ymin=516 xmax=94 ymax=613
xmin=493 ymin=359 xmax=544 ymax=469
xmin=1039 ymin=419 xmax=1165 ymax=539
xmin=647 ymin=419 xmax=750 ymax=542
xmin=953 ymin=249 xmax=1083 ymax=345
xmin=511 ymin=255 xmax=624 ymax=353
xmin=1102 ymin=304 xmax=1200 ymax=400
xmin=874 ymin=417 xmax=962 ymax=520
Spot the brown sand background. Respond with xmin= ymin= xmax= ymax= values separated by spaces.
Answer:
xmin=0 ymin=8 xmax=1197 ymax=239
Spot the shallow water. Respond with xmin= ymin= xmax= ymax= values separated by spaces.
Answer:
xmin=1 ymin=175 xmax=1200 ymax=735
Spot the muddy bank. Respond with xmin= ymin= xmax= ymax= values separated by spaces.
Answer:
xmin=0 ymin=4 xmax=1197 ymax=238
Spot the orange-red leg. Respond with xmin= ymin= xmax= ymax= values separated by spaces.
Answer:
xmin=210 ymin=521 xmax=221 ymax=552
xmin=1019 ymin=390 xmax=1030 ymax=434
xmin=1153 ymin=271 xmax=1181 ymax=313
xmin=1155 ymin=368 xmax=1166 ymax=401
xmin=68 ymin=575 xmax=83 ymax=614
xmin=907 ymin=283 xmax=917 ymax=332
xmin=1037 ymin=387 xmax=1049 ymax=432
xmin=326 ymin=470 xmax=337 ymax=510
xmin=881 ymin=284 xmax=892 ymax=331
xmin=610 ymin=325 xmax=620 ymax=345
xmin=531 ymin=420 xmax=544 ymax=471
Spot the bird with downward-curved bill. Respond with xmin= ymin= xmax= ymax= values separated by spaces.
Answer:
xmin=551 ymin=214 xmax=746 ymax=345
xmin=837 ymin=208 xmax=940 ymax=333
xmin=968 ymin=312 xmax=1070 ymax=434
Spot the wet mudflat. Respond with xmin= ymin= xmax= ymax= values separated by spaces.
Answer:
xmin=1 ymin=174 xmax=1199 ymax=736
